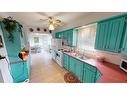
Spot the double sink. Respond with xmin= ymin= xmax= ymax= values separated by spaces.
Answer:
xmin=67 ymin=52 xmax=91 ymax=60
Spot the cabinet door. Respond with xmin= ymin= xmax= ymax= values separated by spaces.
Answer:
xmin=60 ymin=32 xmax=63 ymax=38
xmin=95 ymin=22 xmax=108 ymax=50
xmin=58 ymin=32 xmax=61 ymax=38
xmin=105 ymin=17 xmax=125 ymax=52
xmin=63 ymin=31 xmax=68 ymax=38
xmin=67 ymin=31 xmax=71 ymax=46
xmin=58 ymin=32 xmax=63 ymax=38
xmin=95 ymin=70 xmax=102 ymax=82
xmin=121 ymin=19 xmax=127 ymax=55
xmin=63 ymin=54 xmax=70 ymax=70
xmin=55 ymin=33 xmax=59 ymax=38
xmin=67 ymin=29 xmax=73 ymax=46
xmin=95 ymin=16 xmax=125 ymax=53
xmin=75 ymin=60 xmax=84 ymax=82
xmin=83 ymin=68 xmax=96 ymax=83
xmin=69 ymin=57 xmax=76 ymax=73
xmin=72 ymin=29 xmax=77 ymax=46
xmin=10 ymin=62 xmax=28 ymax=83
xmin=67 ymin=29 xmax=77 ymax=46
xmin=26 ymin=57 xmax=31 ymax=77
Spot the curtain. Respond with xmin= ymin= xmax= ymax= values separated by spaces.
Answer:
xmin=77 ymin=23 xmax=97 ymax=51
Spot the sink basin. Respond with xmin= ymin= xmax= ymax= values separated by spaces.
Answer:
xmin=67 ymin=52 xmax=90 ymax=60
xmin=75 ymin=55 xmax=90 ymax=60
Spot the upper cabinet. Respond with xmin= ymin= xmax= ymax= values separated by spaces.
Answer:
xmin=121 ymin=19 xmax=127 ymax=55
xmin=55 ymin=32 xmax=63 ymax=39
xmin=65 ymin=29 xmax=77 ymax=46
xmin=55 ymin=28 xmax=77 ymax=46
xmin=95 ymin=15 xmax=126 ymax=53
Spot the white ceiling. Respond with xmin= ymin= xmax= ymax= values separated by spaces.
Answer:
xmin=0 ymin=12 xmax=89 ymax=28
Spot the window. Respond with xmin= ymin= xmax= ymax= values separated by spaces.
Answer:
xmin=77 ymin=23 xmax=97 ymax=51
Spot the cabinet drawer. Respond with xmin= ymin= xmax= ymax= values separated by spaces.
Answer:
xmin=85 ymin=63 xmax=97 ymax=72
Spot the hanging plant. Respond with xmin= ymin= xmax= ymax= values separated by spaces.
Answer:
xmin=2 ymin=17 xmax=23 ymax=43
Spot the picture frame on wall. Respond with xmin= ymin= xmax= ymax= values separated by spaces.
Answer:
xmin=34 ymin=37 xmax=39 ymax=43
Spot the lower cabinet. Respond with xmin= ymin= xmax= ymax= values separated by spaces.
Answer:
xmin=9 ymin=57 xmax=30 ymax=83
xmin=69 ymin=57 xmax=76 ymax=73
xmin=63 ymin=54 xmax=102 ymax=83
xmin=82 ymin=63 xmax=98 ymax=83
xmin=75 ymin=59 xmax=84 ymax=82
xmin=83 ymin=68 xmax=96 ymax=83
xmin=63 ymin=54 xmax=70 ymax=70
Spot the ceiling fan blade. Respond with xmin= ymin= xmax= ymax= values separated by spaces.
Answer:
xmin=40 ymin=18 xmax=48 ymax=22
xmin=55 ymin=19 xmax=61 ymax=23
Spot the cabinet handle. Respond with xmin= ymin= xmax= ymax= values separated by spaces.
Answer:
xmin=118 ymin=48 xmax=121 ymax=52
xmin=121 ymin=48 xmax=125 ymax=51
xmin=106 ymin=46 xmax=109 ymax=49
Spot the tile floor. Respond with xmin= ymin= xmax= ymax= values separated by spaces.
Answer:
xmin=29 ymin=50 xmax=67 ymax=83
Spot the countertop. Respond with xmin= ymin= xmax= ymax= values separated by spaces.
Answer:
xmin=63 ymin=52 xmax=127 ymax=83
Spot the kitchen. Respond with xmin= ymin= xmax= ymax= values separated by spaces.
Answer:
xmin=0 ymin=12 xmax=127 ymax=83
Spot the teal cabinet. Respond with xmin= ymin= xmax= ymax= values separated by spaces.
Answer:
xmin=65 ymin=29 xmax=77 ymax=46
xmin=83 ymin=63 xmax=97 ymax=83
xmin=0 ymin=22 xmax=30 ymax=83
xmin=69 ymin=57 xmax=76 ymax=73
xmin=63 ymin=54 xmax=102 ymax=83
xmin=95 ymin=16 xmax=125 ymax=53
xmin=106 ymin=17 xmax=125 ymax=52
xmin=55 ymin=28 xmax=77 ymax=46
xmin=75 ymin=59 xmax=84 ymax=82
xmin=83 ymin=67 xmax=96 ymax=83
xmin=63 ymin=54 xmax=70 ymax=70
xmin=55 ymin=32 xmax=63 ymax=39
xmin=69 ymin=57 xmax=84 ymax=82
xmin=10 ymin=60 xmax=29 ymax=83
xmin=95 ymin=21 xmax=109 ymax=50
xmin=62 ymin=31 xmax=67 ymax=38
xmin=121 ymin=19 xmax=127 ymax=55
xmin=55 ymin=33 xmax=59 ymax=38
xmin=96 ymin=70 xmax=102 ymax=81
xmin=55 ymin=32 xmax=60 ymax=38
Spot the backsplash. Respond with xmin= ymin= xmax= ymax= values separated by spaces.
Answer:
xmin=95 ymin=50 xmax=127 ymax=65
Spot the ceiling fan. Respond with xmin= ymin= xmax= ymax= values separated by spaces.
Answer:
xmin=40 ymin=16 xmax=62 ymax=30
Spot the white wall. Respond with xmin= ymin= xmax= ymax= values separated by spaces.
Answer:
xmin=29 ymin=33 xmax=43 ymax=47
xmin=29 ymin=32 xmax=52 ymax=51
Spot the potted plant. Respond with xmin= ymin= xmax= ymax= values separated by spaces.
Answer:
xmin=1 ymin=17 xmax=23 ymax=42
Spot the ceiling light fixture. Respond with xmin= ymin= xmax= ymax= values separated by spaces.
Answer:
xmin=49 ymin=24 xmax=55 ymax=30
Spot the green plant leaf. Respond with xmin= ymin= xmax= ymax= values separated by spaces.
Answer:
xmin=2 ymin=18 xmax=23 ymax=43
